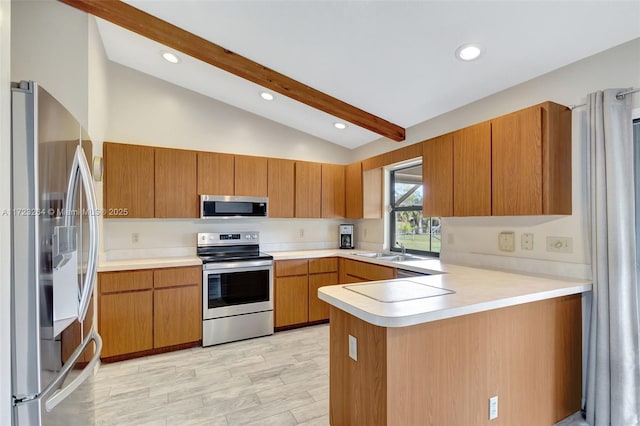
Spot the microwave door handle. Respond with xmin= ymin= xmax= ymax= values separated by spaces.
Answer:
xmin=74 ymin=146 xmax=99 ymax=322
xmin=43 ymin=330 xmax=102 ymax=412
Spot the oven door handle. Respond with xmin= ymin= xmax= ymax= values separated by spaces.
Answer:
xmin=203 ymin=259 xmax=273 ymax=270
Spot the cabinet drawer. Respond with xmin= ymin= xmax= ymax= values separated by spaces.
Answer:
xmin=309 ymin=257 xmax=338 ymax=274
xmin=99 ymin=270 xmax=153 ymax=294
xmin=275 ymin=259 xmax=309 ymax=277
xmin=154 ymin=266 xmax=201 ymax=289
xmin=341 ymin=259 xmax=396 ymax=282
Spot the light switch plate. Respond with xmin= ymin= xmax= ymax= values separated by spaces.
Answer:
xmin=348 ymin=335 xmax=358 ymax=361
xmin=498 ymin=231 xmax=515 ymax=252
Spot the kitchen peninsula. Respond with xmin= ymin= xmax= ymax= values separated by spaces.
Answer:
xmin=317 ymin=257 xmax=591 ymax=426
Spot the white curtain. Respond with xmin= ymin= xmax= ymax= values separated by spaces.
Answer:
xmin=584 ymin=89 xmax=640 ymax=425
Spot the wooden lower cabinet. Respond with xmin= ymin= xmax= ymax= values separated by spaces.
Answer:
xmin=275 ymin=257 xmax=338 ymax=328
xmin=154 ymin=285 xmax=201 ymax=348
xmin=98 ymin=265 xmax=202 ymax=360
xmin=275 ymin=275 xmax=309 ymax=327
xmin=308 ymin=272 xmax=336 ymax=321
xmin=339 ymin=258 xmax=396 ymax=283
xmin=99 ymin=290 xmax=153 ymax=358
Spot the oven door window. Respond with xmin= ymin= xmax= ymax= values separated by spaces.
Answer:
xmin=207 ymin=269 xmax=269 ymax=308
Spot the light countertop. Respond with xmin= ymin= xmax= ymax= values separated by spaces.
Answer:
xmin=98 ymin=256 xmax=202 ymax=272
xmin=97 ymin=249 xmax=591 ymax=329
xmin=317 ymin=254 xmax=591 ymax=327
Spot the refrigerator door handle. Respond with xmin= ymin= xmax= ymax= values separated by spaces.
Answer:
xmin=43 ymin=330 xmax=102 ymax=412
xmin=64 ymin=145 xmax=99 ymax=322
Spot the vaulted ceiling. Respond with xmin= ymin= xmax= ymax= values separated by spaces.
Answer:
xmin=77 ymin=1 xmax=640 ymax=148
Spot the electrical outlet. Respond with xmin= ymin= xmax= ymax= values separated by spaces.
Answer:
xmin=489 ymin=396 xmax=498 ymax=420
xmin=364 ymin=228 xmax=368 ymax=239
xmin=299 ymin=228 xmax=304 ymax=239
xmin=448 ymin=233 xmax=455 ymax=244
xmin=546 ymin=236 xmax=572 ymax=253
xmin=521 ymin=233 xmax=534 ymax=250
xmin=131 ymin=233 xmax=139 ymax=244
xmin=498 ymin=231 xmax=515 ymax=252
xmin=348 ymin=335 xmax=358 ymax=361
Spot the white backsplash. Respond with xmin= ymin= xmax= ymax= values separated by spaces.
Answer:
xmin=101 ymin=218 xmax=352 ymax=261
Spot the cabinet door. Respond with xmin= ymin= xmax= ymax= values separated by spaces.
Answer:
xmin=155 ymin=148 xmax=198 ymax=218
xmin=275 ymin=276 xmax=309 ymax=327
xmin=345 ymin=162 xmax=363 ymax=219
xmin=154 ymin=285 xmax=201 ymax=348
xmin=268 ymin=158 xmax=295 ymax=218
xmin=423 ymin=134 xmax=453 ymax=217
xmin=295 ymin=161 xmax=322 ymax=218
xmin=492 ymin=106 xmax=542 ymax=215
xmin=309 ymin=272 xmax=336 ymax=322
xmin=453 ymin=122 xmax=492 ymax=216
xmin=99 ymin=290 xmax=153 ymax=358
xmin=103 ymin=142 xmax=154 ymax=218
xmin=322 ymin=164 xmax=346 ymax=218
xmin=363 ymin=168 xmax=383 ymax=219
xmin=235 ymin=155 xmax=268 ymax=196
xmin=197 ymin=151 xmax=234 ymax=195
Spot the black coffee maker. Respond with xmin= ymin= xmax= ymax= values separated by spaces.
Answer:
xmin=339 ymin=224 xmax=354 ymax=249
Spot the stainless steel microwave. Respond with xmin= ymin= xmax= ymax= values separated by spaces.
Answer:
xmin=200 ymin=195 xmax=268 ymax=219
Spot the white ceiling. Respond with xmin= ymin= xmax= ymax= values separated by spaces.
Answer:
xmin=96 ymin=1 xmax=640 ymax=149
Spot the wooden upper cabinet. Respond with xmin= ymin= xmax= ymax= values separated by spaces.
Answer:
xmin=492 ymin=102 xmax=571 ymax=215
xmin=103 ymin=142 xmax=155 ymax=218
xmin=197 ymin=151 xmax=234 ymax=195
xmin=422 ymin=134 xmax=453 ymax=217
xmin=345 ymin=162 xmax=363 ymax=219
xmin=453 ymin=121 xmax=492 ymax=216
xmin=268 ymin=158 xmax=295 ymax=218
xmin=234 ymin=155 xmax=268 ymax=197
xmin=363 ymin=167 xmax=383 ymax=219
xmin=321 ymin=164 xmax=346 ymax=218
xmin=295 ymin=161 xmax=322 ymax=218
xmin=155 ymin=148 xmax=198 ymax=218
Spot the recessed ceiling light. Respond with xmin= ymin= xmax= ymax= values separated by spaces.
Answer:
xmin=162 ymin=51 xmax=180 ymax=64
xmin=455 ymin=44 xmax=482 ymax=61
xmin=260 ymin=92 xmax=275 ymax=101
xmin=334 ymin=122 xmax=347 ymax=130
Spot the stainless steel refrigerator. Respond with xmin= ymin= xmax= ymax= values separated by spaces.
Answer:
xmin=10 ymin=81 xmax=102 ymax=425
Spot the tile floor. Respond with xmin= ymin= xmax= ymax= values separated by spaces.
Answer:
xmin=92 ymin=324 xmax=329 ymax=426
xmin=91 ymin=323 xmax=582 ymax=426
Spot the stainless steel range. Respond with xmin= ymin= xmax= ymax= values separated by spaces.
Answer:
xmin=197 ymin=232 xmax=274 ymax=346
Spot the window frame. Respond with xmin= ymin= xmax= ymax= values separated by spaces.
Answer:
xmin=388 ymin=163 xmax=440 ymax=258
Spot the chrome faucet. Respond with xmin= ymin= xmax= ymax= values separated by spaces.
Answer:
xmin=396 ymin=241 xmax=406 ymax=255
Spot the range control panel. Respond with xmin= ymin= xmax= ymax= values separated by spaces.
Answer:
xmin=198 ymin=232 xmax=259 ymax=247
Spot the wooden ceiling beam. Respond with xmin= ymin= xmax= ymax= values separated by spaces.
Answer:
xmin=59 ymin=0 xmax=406 ymax=142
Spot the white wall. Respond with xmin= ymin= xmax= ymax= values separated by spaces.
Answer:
xmin=100 ymin=60 xmax=355 ymax=259
xmin=102 ymin=218 xmax=347 ymax=261
xmin=105 ymin=61 xmax=352 ymax=164
xmin=11 ymin=0 xmax=89 ymax=128
xmin=0 ymin=0 xmax=12 ymax=423
xmin=352 ymin=38 xmax=640 ymax=278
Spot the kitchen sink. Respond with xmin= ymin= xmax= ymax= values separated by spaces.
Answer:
xmin=355 ymin=252 xmax=425 ymax=262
